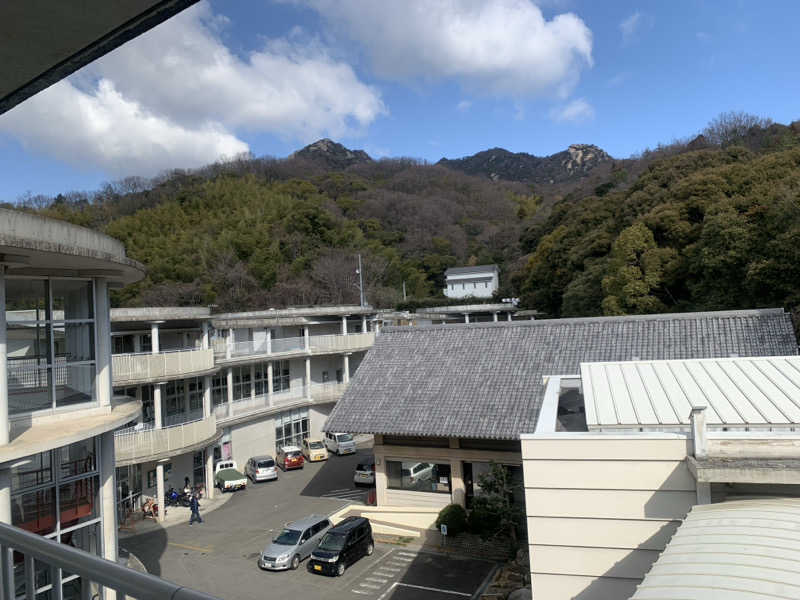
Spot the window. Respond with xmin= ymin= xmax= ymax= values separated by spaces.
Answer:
xmin=211 ymin=374 xmax=228 ymax=406
xmin=6 ymin=278 xmax=97 ymax=414
xmin=274 ymin=407 xmax=309 ymax=451
xmin=386 ymin=461 xmax=451 ymax=494
xmin=232 ymin=366 xmax=251 ymax=400
xmin=254 ymin=362 xmax=269 ymax=395
xmin=272 ymin=360 xmax=290 ymax=392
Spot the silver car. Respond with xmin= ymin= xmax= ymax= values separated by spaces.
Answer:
xmin=259 ymin=515 xmax=332 ymax=571
xmin=245 ymin=455 xmax=278 ymax=483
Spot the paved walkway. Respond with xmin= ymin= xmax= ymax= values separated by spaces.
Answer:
xmin=119 ymin=491 xmax=234 ymax=538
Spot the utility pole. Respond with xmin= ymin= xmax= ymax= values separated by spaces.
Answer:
xmin=402 ymin=281 xmax=407 ymax=301
xmin=356 ymin=254 xmax=365 ymax=307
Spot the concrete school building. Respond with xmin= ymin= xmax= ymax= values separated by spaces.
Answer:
xmin=443 ymin=265 xmax=499 ymax=299
xmin=0 ymin=208 xmax=145 ymax=593
xmin=109 ymin=305 xmax=379 ymax=516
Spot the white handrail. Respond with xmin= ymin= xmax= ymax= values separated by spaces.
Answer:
xmin=112 ymin=348 xmax=214 ymax=384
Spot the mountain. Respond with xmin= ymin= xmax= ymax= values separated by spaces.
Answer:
xmin=292 ymin=138 xmax=372 ymax=170
xmin=437 ymin=143 xmax=613 ymax=185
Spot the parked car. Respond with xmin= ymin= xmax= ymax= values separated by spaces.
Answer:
xmin=302 ymin=438 xmax=328 ymax=462
xmin=245 ymin=455 xmax=278 ymax=483
xmin=276 ymin=445 xmax=304 ymax=470
xmin=323 ymin=432 xmax=356 ymax=455
xmin=259 ymin=515 xmax=332 ymax=571
xmin=353 ymin=459 xmax=375 ymax=486
xmin=403 ymin=462 xmax=433 ymax=487
xmin=214 ymin=460 xmax=247 ymax=492
xmin=308 ymin=516 xmax=374 ymax=576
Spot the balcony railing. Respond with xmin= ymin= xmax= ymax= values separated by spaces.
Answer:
xmin=114 ymin=415 xmax=217 ymax=462
xmin=0 ymin=521 xmax=219 ymax=600
xmin=214 ymin=381 xmax=348 ymax=421
xmin=214 ymin=331 xmax=375 ymax=360
xmin=112 ymin=348 xmax=215 ymax=384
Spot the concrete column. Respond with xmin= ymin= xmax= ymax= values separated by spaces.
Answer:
xmin=226 ymin=328 xmax=233 ymax=359
xmin=341 ymin=316 xmax=348 ymax=335
xmin=493 ymin=312 xmax=498 ymax=322
xmin=150 ymin=323 xmax=160 ymax=354
xmin=267 ymin=362 xmax=274 ymax=405
xmin=690 ymin=406 xmax=708 ymax=459
xmin=201 ymin=321 xmax=209 ymax=350
xmin=343 ymin=354 xmax=350 ymax=384
xmin=266 ymin=329 xmax=272 ymax=354
xmin=374 ymin=454 xmax=387 ymax=506
xmin=250 ymin=364 xmax=256 ymax=400
xmin=156 ymin=462 xmax=165 ymax=522
xmin=304 ymin=326 xmax=310 ymax=352
xmin=0 ymin=468 xmax=10 ymax=524
xmin=375 ymin=321 xmax=381 ymax=335
xmin=507 ymin=312 xmax=512 ymax=322
xmin=305 ymin=358 xmax=312 ymax=399
xmin=361 ymin=315 xmax=367 ymax=332
xmin=100 ymin=431 xmax=118 ymax=563
xmin=464 ymin=313 xmax=469 ymax=324
xmin=153 ymin=384 xmax=163 ymax=429
xmin=135 ymin=387 xmax=144 ymax=424
xmin=183 ymin=378 xmax=191 ymax=415
xmin=202 ymin=375 xmax=211 ymax=418
xmin=205 ymin=447 xmax=215 ymax=500
xmin=696 ymin=482 xmax=711 ymax=505
xmin=94 ymin=278 xmax=113 ymax=407
xmin=0 ymin=266 xmax=8 ymax=446
xmin=450 ymin=460 xmax=466 ymax=507
xmin=227 ymin=367 xmax=234 ymax=416
xmin=133 ymin=335 xmax=141 ymax=353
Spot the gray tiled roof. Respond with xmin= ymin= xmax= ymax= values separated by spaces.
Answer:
xmin=324 ymin=309 xmax=798 ymax=440
xmin=445 ymin=264 xmax=498 ymax=276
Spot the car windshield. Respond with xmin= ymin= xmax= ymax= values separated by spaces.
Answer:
xmin=287 ymin=451 xmax=301 ymax=458
xmin=337 ymin=434 xmax=353 ymax=442
xmin=357 ymin=463 xmax=374 ymax=472
xmin=273 ymin=528 xmax=301 ymax=545
xmin=257 ymin=460 xmax=274 ymax=468
xmin=309 ymin=441 xmax=324 ymax=449
xmin=317 ymin=532 xmax=346 ymax=552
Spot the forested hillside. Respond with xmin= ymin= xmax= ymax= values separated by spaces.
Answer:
xmin=11 ymin=113 xmax=800 ymax=321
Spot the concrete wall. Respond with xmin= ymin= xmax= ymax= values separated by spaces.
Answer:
xmin=140 ymin=452 xmax=196 ymax=499
xmin=309 ymin=404 xmax=333 ymax=439
xmin=229 ymin=414 xmax=277 ymax=466
xmin=522 ymin=434 xmax=694 ymax=600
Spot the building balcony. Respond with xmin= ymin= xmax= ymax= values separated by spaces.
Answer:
xmin=112 ymin=348 xmax=216 ymax=386
xmin=214 ymin=381 xmax=348 ymax=423
xmin=214 ymin=331 xmax=375 ymax=363
xmin=114 ymin=414 xmax=221 ymax=465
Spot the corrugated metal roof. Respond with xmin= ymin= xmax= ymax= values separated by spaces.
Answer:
xmin=582 ymin=356 xmax=800 ymax=429
xmin=444 ymin=264 xmax=498 ymax=276
xmin=632 ymin=498 xmax=800 ymax=600
xmin=323 ymin=309 xmax=797 ymax=440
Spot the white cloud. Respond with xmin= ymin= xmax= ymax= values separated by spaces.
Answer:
xmin=620 ymin=11 xmax=642 ymax=42
xmin=456 ymin=100 xmax=472 ymax=112
xmin=549 ymin=98 xmax=594 ymax=123
xmin=0 ymin=1 xmax=386 ymax=176
xmin=306 ymin=0 xmax=593 ymax=98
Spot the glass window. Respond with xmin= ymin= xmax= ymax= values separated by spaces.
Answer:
xmin=272 ymin=360 xmax=290 ymax=392
xmin=59 ymin=439 xmax=96 ymax=479
xmin=51 ymin=280 xmax=93 ymax=320
xmin=57 ymin=364 xmax=95 ymax=407
xmin=11 ymin=451 xmax=53 ymax=491
xmin=59 ymin=476 xmax=99 ymax=528
xmin=386 ymin=461 xmax=451 ymax=494
xmin=5 ymin=278 xmax=47 ymax=317
xmin=12 ymin=487 xmax=56 ymax=536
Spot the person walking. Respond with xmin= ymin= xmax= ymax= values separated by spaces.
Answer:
xmin=189 ymin=493 xmax=203 ymax=526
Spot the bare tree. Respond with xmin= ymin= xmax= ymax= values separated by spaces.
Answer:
xmin=703 ymin=111 xmax=772 ymax=146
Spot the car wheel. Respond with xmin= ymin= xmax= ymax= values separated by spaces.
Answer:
xmin=290 ymin=555 xmax=300 ymax=570
xmin=336 ymin=562 xmax=345 ymax=577
xmin=366 ymin=542 xmax=374 ymax=556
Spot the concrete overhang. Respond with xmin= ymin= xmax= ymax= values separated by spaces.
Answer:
xmin=111 ymin=306 xmax=211 ymax=323
xmin=0 ymin=208 xmax=146 ymax=285
xmin=688 ymin=455 xmax=800 ymax=485
xmin=0 ymin=0 xmax=199 ymax=115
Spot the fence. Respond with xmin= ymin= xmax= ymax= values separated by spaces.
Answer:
xmin=114 ymin=416 xmax=217 ymax=462
xmin=112 ymin=348 xmax=214 ymax=384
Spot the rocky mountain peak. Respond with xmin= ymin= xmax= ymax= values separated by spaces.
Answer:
xmin=292 ymin=138 xmax=372 ymax=169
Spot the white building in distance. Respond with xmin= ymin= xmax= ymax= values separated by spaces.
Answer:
xmin=443 ymin=265 xmax=499 ymax=299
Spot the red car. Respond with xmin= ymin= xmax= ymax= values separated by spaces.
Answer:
xmin=277 ymin=445 xmax=305 ymax=470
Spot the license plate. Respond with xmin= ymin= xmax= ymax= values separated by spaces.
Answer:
xmin=314 ymin=565 xmax=322 ymax=571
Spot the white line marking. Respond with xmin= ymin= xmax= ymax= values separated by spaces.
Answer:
xmin=394 ymin=583 xmax=472 ymax=597
xmin=377 ymin=583 xmax=398 ymax=600
xmin=397 ymin=552 xmax=417 ymax=558
xmin=352 ymin=590 xmax=371 ymax=595
xmin=364 ymin=577 xmax=389 ymax=583
xmin=359 ymin=583 xmax=382 ymax=590
xmin=392 ymin=557 xmax=413 ymax=563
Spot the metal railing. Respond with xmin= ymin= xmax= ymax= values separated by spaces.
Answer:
xmin=112 ymin=348 xmax=214 ymax=384
xmin=114 ymin=415 xmax=217 ymax=462
xmin=0 ymin=521 xmax=219 ymax=600
xmin=214 ymin=331 xmax=375 ymax=360
xmin=214 ymin=381 xmax=348 ymax=421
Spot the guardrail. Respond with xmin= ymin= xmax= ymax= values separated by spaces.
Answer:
xmin=0 ymin=521 xmax=219 ymax=600
xmin=214 ymin=381 xmax=348 ymax=421
xmin=112 ymin=348 xmax=214 ymax=384
xmin=215 ymin=332 xmax=375 ymax=360
xmin=114 ymin=415 xmax=217 ymax=462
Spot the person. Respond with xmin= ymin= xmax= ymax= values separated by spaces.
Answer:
xmin=189 ymin=493 xmax=203 ymax=526
xmin=183 ymin=476 xmax=191 ymax=494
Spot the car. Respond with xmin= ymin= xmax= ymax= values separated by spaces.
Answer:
xmin=403 ymin=462 xmax=433 ymax=487
xmin=302 ymin=438 xmax=328 ymax=462
xmin=245 ymin=455 xmax=278 ymax=483
xmin=323 ymin=432 xmax=356 ymax=455
xmin=308 ymin=516 xmax=374 ymax=576
xmin=214 ymin=460 xmax=247 ymax=492
xmin=353 ymin=459 xmax=375 ymax=486
xmin=276 ymin=445 xmax=304 ymax=471
xmin=259 ymin=515 xmax=332 ymax=571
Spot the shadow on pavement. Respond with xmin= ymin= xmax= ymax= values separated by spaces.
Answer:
xmin=119 ymin=526 xmax=169 ymax=576
xmin=299 ymin=445 xmax=374 ymax=499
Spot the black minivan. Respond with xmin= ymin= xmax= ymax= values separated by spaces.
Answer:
xmin=307 ymin=516 xmax=374 ymax=576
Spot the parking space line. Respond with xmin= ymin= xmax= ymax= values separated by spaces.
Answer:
xmin=365 ymin=577 xmax=389 ymax=583
xmin=359 ymin=583 xmax=383 ymax=590
xmin=167 ymin=542 xmax=213 ymax=553
xmin=395 ymin=583 xmax=472 ymax=597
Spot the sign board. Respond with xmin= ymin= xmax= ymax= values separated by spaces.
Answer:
xmin=440 ymin=524 xmax=447 ymax=536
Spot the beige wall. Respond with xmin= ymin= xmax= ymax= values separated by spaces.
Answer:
xmin=230 ymin=414 xmax=277 ymax=466
xmin=522 ymin=434 xmax=694 ymax=600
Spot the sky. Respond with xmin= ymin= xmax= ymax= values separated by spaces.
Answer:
xmin=1 ymin=0 xmax=799 ymax=202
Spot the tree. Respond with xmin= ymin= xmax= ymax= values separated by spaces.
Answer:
xmin=703 ymin=111 xmax=772 ymax=146
xmin=468 ymin=462 xmax=524 ymax=544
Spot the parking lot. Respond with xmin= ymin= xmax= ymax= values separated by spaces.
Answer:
xmin=121 ymin=447 xmax=495 ymax=600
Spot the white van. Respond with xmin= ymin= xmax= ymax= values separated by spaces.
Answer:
xmin=324 ymin=432 xmax=357 ymax=455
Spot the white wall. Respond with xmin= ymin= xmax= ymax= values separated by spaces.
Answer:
xmin=309 ymin=404 xmax=333 ymax=439
xmin=522 ymin=434 xmax=694 ymax=600
xmin=230 ymin=414 xmax=278 ymax=465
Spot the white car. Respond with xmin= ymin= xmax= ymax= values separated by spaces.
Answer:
xmin=245 ymin=455 xmax=278 ymax=482
xmin=353 ymin=459 xmax=375 ymax=486
xmin=324 ymin=432 xmax=357 ymax=455
xmin=403 ymin=462 xmax=433 ymax=487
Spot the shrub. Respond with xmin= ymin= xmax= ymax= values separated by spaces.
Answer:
xmin=435 ymin=503 xmax=468 ymax=536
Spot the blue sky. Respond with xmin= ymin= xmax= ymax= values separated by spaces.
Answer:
xmin=1 ymin=0 xmax=799 ymax=202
